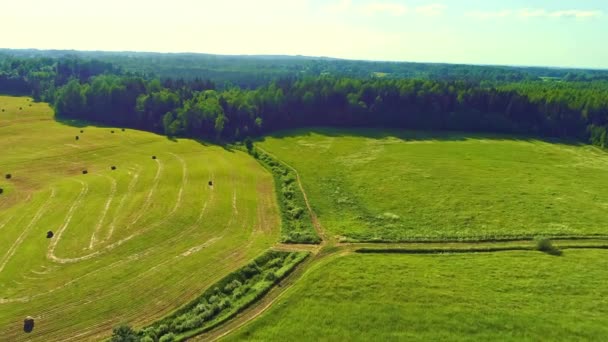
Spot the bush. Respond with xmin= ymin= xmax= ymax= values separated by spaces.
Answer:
xmin=535 ymin=237 xmax=562 ymax=256
xmin=159 ymin=333 xmax=176 ymax=342
xmin=110 ymin=324 xmax=138 ymax=342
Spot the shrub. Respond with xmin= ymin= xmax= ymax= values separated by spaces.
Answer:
xmin=244 ymin=137 xmax=254 ymax=153
xmin=110 ymin=324 xmax=138 ymax=342
xmin=159 ymin=333 xmax=176 ymax=342
xmin=535 ymin=237 xmax=562 ymax=256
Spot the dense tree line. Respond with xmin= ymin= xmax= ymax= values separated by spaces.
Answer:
xmin=1 ymin=52 xmax=608 ymax=147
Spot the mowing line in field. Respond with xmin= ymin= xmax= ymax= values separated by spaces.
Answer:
xmin=47 ymin=180 xmax=89 ymax=262
xmin=169 ymin=152 xmax=188 ymax=215
xmin=130 ymin=158 xmax=163 ymax=226
xmin=0 ymin=215 xmax=14 ymax=232
xmin=103 ymin=166 xmax=141 ymax=243
xmin=50 ymin=154 xmax=187 ymax=263
xmin=0 ymin=188 xmax=56 ymax=274
xmin=89 ymin=175 xmax=117 ymax=249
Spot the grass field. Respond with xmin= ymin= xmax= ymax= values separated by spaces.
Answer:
xmin=0 ymin=96 xmax=280 ymax=341
xmin=227 ymin=250 xmax=608 ymax=341
xmin=257 ymin=128 xmax=608 ymax=241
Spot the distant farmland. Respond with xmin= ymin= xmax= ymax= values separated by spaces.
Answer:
xmin=0 ymin=96 xmax=280 ymax=341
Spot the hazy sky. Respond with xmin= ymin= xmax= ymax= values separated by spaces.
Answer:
xmin=2 ymin=0 xmax=607 ymax=68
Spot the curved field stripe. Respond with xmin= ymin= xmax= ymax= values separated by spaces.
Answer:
xmin=0 ymin=215 xmax=14 ymax=232
xmin=0 ymin=166 xmax=215 ymax=304
xmin=130 ymin=159 xmax=163 ymax=226
xmin=104 ymin=166 xmax=141 ymax=243
xmin=49 ymin=154 xmax=188 ymax=264
xmin=47 ymin=181 xmax=89 ymax=261
xmin=89 ymin=175 xmax=117 ymax=249
xmin=0 ymin=188 xmax=56 ymax=274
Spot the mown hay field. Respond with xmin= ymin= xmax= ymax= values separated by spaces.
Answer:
xmin=0 ymin=96 xmax=280 ymax=341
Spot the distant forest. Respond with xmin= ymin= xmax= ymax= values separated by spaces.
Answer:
xmin=1 ymin=49 xmax=608 ymax=147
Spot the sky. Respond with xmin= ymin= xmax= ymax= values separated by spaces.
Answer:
xmin=1 ymin=0 xmax=607 ymax=68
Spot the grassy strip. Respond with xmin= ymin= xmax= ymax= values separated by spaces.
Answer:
xmin=247 ymin=146 xmax=320 ymax=244
xmin=135 ymin=250 xmax=309 ymax=342
xmin=339 ymin=234 xmax=608 ymax=244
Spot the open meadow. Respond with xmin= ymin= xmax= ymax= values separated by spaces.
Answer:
xmin=227 ymin=250 xmax=608 ymax=341
xmin=0 ymin=96 xmax=281 ymax=341
xmin=257 ymin=128 xmax=608 ymax=242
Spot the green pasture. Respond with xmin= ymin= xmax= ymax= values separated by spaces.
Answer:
xmin=228 ymin=250 xmax=608 ymax=341
xmin=257 ymin=128 xmax=608 ymax=241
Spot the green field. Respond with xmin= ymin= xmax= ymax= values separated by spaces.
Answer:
xmin=227 ymin=250 xmax=608 ymax=341
xmin=257 ymin=129 xmax=608 ymax=241
xmin=0 ymin=96 xmax=281 ymax=341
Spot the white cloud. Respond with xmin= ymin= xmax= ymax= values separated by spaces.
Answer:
xmin=415 ymin=3 xmax=447 ymax=16
xmin=549 ymin=10 xmax=603 ymax=18
xmin=467 ymin=8 xmax=603 ymax=20
xmin=465 ymin=10 xmax=512 ymax=19
xmin=362 ymin=2 xmax=408 ymax=16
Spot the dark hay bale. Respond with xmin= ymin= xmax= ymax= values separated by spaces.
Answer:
xmin=152 ymin=156 xmax=157 ymax=160
xmin=23 ymin=316 xmax=34 ymax=333
xmin=5 ymin=174 xmax=11 ymax=180
xmin=111 ymin=166 xmax=116 ymax=170
xmin=0 ymin=188 xmax=3 ymax=195
xmin=111 ymin=130 xmax=115 ymax=134
xmin=121 ymin=128 xmax=125 ymax=132
xmin=82 ymin=170 xmax=88 ymax=175
xmin=75 ymin=136 xmax=79 ymax=140
xmin=29 ymin=104 xmax=32 ymax=107
xmin=1 ymin=109 xmax=4 ymax=112
xmin=19 ymin=107 xmax=22 ymax=110
xmin=208 ymin=180 xmax=213 ymax=186
xmin=46 ymin=231 xmax=54 ymax=239
xmin=80 ymin=130 xmax=84 ymax=133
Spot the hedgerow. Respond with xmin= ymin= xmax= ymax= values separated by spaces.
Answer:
xmin=133 ymin=250 xmax=309 ymax=341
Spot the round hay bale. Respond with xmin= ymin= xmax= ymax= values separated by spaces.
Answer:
xmin=19 ymin=107 xmax=22 ymax=110
xmin=111 ymin=166 xmax=116 ymax=170
xmin=29 ymin=104 xmax=32 ymax=107
xmin=152 ymin=156 xmax=157 ymax=160
xmin=208 ymin=180 xmax=213 ymax=186
xmin=75 ymin=136 xmax=79 ymax=140
xmin=82 ymin=170 xmax=88 ymax=175
xmin=46 ymin=231 xmax=54 ymax=239
xmin=111 ymin=130 xmax=115 ymax=134
xmin=5 ymin=174 xmax=11 ymax=180
xmin=23 ymin=316 xmax=34 ymax=333
xmin=121 ymin=128 xmax=125 ymax=132
xmin=1 ymin=109 xmax=4 ymax=112
xmin=0 ymin=188 xmax=3 ymax=195
xmin=80 ymin=129 xmax=84 ymax=133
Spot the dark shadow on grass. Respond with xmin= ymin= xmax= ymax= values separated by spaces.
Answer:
xmin=257 ymin=126 xmax=586 ymax=148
